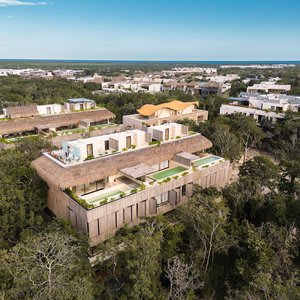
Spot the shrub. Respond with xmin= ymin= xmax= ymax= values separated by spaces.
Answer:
xmin=176 ymin=136 xmax=181 ymax=139
xmin=182 ymin=171 xmax=189 ymax=176
xmin=149 ymin=140 xmax=161 ymax=146
xmin=163 ymin=177 xmax=171 ymax=183
xmin=131 ymin=144 xmax=136 ymax=149
xmin=65 ymin=189 xmax=94 ymax=209
xmin=100 ymin=198 xmax=108 ymax=205
xmin=122 ymin=147 xmax=128 ymax=152
xmin=139 ymin=183 xmax=146 ymax=191
xmin=85 ymin=155 xmax=95 ymax=161
xmin=131 ymin=188 xmax=138 ymax=194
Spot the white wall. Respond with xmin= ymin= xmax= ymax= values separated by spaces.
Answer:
xmin=182 ymin=105 xmax=194 ymax=115
xmin=37 ymin=104 xmax=63 ymax=116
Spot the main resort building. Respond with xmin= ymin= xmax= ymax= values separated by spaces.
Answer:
xmin=33 ymin=107 xmax=230 ymax=245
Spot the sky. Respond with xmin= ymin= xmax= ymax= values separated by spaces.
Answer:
xmin=0 ymin=0 xmax=300 ymax=60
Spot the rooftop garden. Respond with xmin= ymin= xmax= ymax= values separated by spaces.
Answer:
xmin=0 ymin=134 xmax=39 ymax=144
xmin=64 ymin=154 xmax=225 ymax=210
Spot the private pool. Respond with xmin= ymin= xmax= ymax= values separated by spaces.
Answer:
xmin=85 ymin=189 xmax=122 ymax=205
xmin=193 ymin=155 xmax=222 ymax=167
xmin=149 ymin=166 xmax=188 ymax=181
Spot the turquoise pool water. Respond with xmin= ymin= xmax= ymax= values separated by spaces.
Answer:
xmin=193 ymin=155 xmax=221 ymax=167
xmin=86 ymin=189 xmax=122 ymax=204
xmin=149 ymin=166 xmax=188 ymax=181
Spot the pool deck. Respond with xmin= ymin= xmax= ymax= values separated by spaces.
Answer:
xmin=192 ymin=155 xmax=222 ymax=167
xmin=148 ymin=166 xmax=188 ymax=181
xmin=81 ymin=181 xmax=139 ymax=206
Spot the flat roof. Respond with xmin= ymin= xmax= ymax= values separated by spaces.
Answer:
xmin=68 ymin=98 xmax=95 ymax=103
xmin=120 ymin=163 xmax=156 ymax=179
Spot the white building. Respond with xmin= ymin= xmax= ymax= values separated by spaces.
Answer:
xmin=247 ymin=82 xmax=291 ymax=94
xmin=220 ymin=92 xmax=300 ymax=123
xmin=61 ymin=123 xmax=188 ymax=163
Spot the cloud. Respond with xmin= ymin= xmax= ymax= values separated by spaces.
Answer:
xmin=0 ymin=0 xmax=48 ymax=6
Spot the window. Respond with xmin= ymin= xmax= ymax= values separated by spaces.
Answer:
xmin=115 ymin=212 xmax=118 ymax=228
xmin=156 ymin=192 xmax=169 ymax=206
xmin=104 ymin=140 xmax=109 ymax=151
xmin=97 ymin=219 xmax=100 ymax=235
xmin=126 ymin=136 xmax=132 ymax=148
xmin=165 ymin=128 xmax=170 ymax=140
xmin=86 ymin=144 xmax=93 ymax=157
xmin=159 ymin=160 xmax=169 ymax=170
xmin=182 ymin=185 xmax=187 ymax=196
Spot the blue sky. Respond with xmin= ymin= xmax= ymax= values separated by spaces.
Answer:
xmin=0 ymin=0 xmax=300 ymax=60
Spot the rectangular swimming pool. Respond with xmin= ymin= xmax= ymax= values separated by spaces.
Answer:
xmin=193 ymin=155 xmax=221 ymax=167
xmin=86 ymin=189 xmax=122 ymax=204
xmin=149 ymin=166 xmax=188 ymax=181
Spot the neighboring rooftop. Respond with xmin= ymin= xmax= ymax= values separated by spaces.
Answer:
xmin=137 ymin=100 xmax=198 ymax=117
xmin=67 ymin=98 xmax=96 ymax=103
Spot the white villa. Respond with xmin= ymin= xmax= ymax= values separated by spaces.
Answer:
xmin=220 ymin=92 xmax=300 ymax=123
xmin=247 ymin=82 xmax=291 ymax=94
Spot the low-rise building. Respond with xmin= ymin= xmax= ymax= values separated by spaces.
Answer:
xmin=32 ymin=123 xmax=231 ymax=246
xmin=123 ymin=100 xmax=208 ymax=129
xmin=197 ymin=81 xmax=222 ymax=98
xmin=247 ymin=82 xmax=291 ymax=94
xmin=64 ymin=98 xmax=96 ymax=111
xmin=0 ymin=100 xmax=115 ymax=148
xmin=220 ymin=92 xmax=300 ymax=123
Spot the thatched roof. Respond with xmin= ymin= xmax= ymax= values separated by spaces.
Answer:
xmin=6 ymin=105 xmax=39 ymax=119
xmin=137 ymin=100 xmax=198 ymax=117
xmin=0 ymin=109 xmax=115 ymax=136
xmin=32 ymin=134 xmax=212 ymax=190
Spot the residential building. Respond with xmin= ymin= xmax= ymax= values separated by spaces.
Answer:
xmin=247 ymin=82 xmax=291 ymax=94
xmin=64 ymin=98 xmax=96 ymax=111
xmin=32 ymin=123 xmax=231 ymax=246
xmin=0 ymin=100 xmax=115 ymax=148
xmin=123 ymin=100 xmax=208 ymax=129
xmin=220 ymin=92 xmax=300 ymax=123
xmin=197 ymin=81 xmax=222 ymax=98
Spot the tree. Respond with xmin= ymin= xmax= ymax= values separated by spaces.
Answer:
xmin=118 ymin=220 xmax=165 ymax=300
xmin=229 ymin=80 xmax=247 ymax=97
xmin=0 ymin=149 xmax=47 ymax=247
xmin=200 ymin=95 xmax=228 ymax=120
xmin=211 ymin=125 xmax=242 ymax=162
xmin=178 ymin=187 xmax=234 ymax=278
xmin=227 ymin=222 xmax=300 ymax=299
xmin=0 ymin=228 xmax=94 ymax=300
xmin=230 ymin=114 xmax=265 ymax=162
xmin=165 ymin=256 xmax=199 ymax=300
xmin=239 ymin=156 xmax=280 ymax=188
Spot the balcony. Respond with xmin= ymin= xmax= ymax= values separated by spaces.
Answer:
xmin=64 ymin=153 xmax=225 ymax=210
